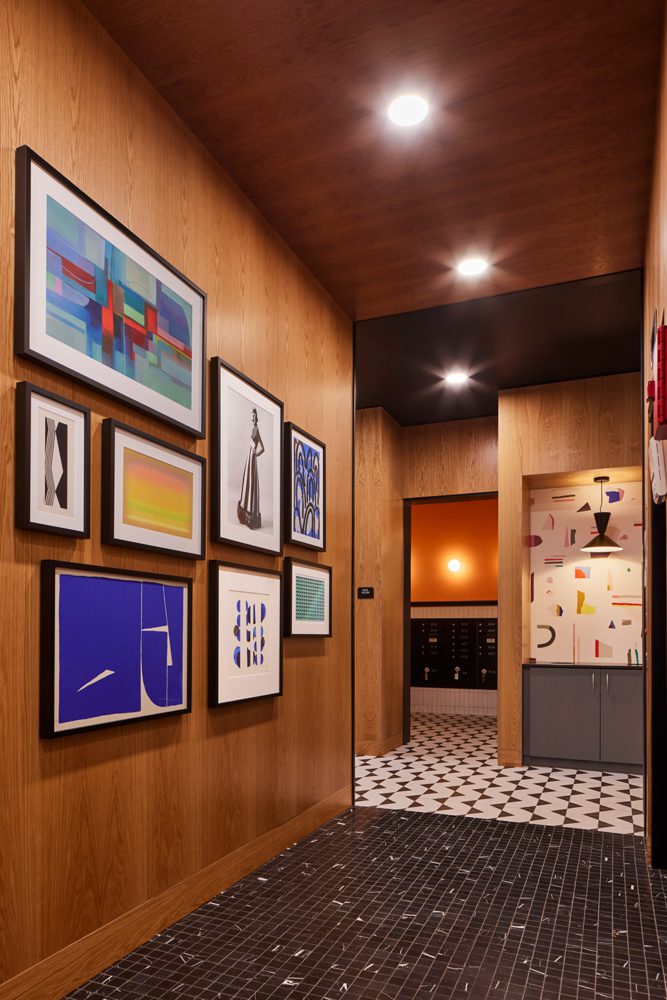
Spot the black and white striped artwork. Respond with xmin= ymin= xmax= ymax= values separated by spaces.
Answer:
xmin=15 ymin=382 xmax=90 ymax=538
xmin=43 ymin=416 xmax=68 ymax=510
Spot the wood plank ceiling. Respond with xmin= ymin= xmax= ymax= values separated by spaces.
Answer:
xmin=83 ymin=0 xmax=664 ymax=320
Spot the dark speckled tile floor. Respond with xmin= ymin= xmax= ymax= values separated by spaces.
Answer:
xmin=65 ymin=807 xmax=667 ymax=1000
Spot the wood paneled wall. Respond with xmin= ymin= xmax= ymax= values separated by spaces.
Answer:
xmin=643 ymin=13 xmax=667 ymax=866
xmin=497 ymin=374 xmax=642 ymax=766
xmin=0 ymin=1 xmax=353 ymax=996
xmin=355 ymin=408 xmax=404 ymax=755
xmin=355 ymin=411 xmax=498 ymax=754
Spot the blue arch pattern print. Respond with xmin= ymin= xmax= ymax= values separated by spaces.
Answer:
xmin=293 ymin=438 xmax=320 ymax=540
xmin=234 ymin=599 xmax=266 ymax=668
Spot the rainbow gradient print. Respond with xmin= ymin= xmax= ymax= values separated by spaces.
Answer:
xmin=123 ymin=448 xmax=193 ymax=539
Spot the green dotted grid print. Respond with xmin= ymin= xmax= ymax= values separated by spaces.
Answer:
xmin=295 ymin=574 xmax=326 ymax=622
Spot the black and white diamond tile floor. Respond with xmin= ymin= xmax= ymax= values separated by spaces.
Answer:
xmin=355 ymin=714 xmax=644 ymax=836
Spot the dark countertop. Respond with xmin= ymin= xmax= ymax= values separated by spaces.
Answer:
xmin=523 ymin=661 xmax=643 ymax=672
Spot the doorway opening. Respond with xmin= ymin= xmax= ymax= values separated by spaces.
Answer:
xmin=355 ymin=485 xmax=644 ymax=836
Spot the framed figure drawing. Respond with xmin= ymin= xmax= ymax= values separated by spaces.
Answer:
xmin=15 ymin=146 xmax=206 ymax=436
xmin=211 ymin=358 xmax=283 ymax=555
xmin=40 ymin=561 xmax=192 ymax=737
xmin=284 ymin=558 xmax=332 ymax=637
xmin=209 ymin=561 xmax=283 ymax=705
xmin=284 ymin=422 xmax=326 ymax=551
xmin=15 ymin=381 xmax=90 ymax=537
xmin=102 ymin=420 xmax=205 ymax=558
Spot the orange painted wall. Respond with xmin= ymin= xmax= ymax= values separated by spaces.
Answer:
xmin=410 ymin=499 xmax=498 ymax=603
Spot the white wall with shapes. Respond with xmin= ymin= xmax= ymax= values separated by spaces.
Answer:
xmin=529 ymin=482 xmax=642 ymax=665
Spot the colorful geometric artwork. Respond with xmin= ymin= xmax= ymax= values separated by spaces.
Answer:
xmin=18 ymin=149 xmax=205 ymax=435
xmin=293 ymin=438 xmax=321 ymax=540
xmin=606 ymin=488 xmax=625 ymax=503
xmin=528 ymin=535 xmax=543 ymax=547
xmin=285 ymin=424 xmax=325 ymax=551
xmin=576 ymin=590 xmax=595 ymax=615
xmin=123 ymin=448 xmax=193 ymax=538
xmin=210 ymin=562 xmax=282 ymax=704
xmin=233 ymin=599 xmax=266 ymax=669
xmin=530 ymin=482 xmax=642 ymax=664
xmin=46 ymin=197 xmax=193 ymax=408
xmin=41 ymin=563 xmax=190 ymax=736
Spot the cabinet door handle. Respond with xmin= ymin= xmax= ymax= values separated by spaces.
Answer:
xmin=592 ymin=672 xmax=595 ymax=692
xmin=606 ymin=672 xmax=609 ymax=692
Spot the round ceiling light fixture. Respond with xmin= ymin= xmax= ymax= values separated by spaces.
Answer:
xmin=457 ymin=256 xmax=489 ymax=276
xmin=387 ymin=94 xmax=429 ymax=127
xmin=448 ymin=559 xmax=462 ymax=573
xmin=444 ymin=370 xmax=469 ymax=386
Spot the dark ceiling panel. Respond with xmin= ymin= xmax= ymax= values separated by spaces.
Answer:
xmin=355 ymin=270 xmax=642 ymax=425
xmin=83 ymin=0 xmax=663 ymax=320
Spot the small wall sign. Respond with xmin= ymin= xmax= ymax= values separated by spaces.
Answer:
xmin=357 ymin=586 xmax=375 ymax=599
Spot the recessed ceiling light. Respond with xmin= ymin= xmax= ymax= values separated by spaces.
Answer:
xmin=387 ymin=94 xmax=429 ymax=127
xmin=457 ymin=257 xmax=489 ymax=276
xmin=448 ymin=559 xmax=461 ymax=573
xmin=444 ymin=371 xmax=469 ymax=386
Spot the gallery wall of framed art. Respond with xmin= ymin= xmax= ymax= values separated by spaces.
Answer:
xmin=1 ymin=4 xmax=352 ymax=991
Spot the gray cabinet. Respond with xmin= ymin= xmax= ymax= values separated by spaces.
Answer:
xmin=523 ymin=666 xmax=643 ymax=769
xmin=600 ymin=670 xmax=643 ymax=765
xmin=527 ymin=667 xmax=600 ymax=761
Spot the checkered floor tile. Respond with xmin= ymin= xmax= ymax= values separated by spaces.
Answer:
xmin=355 ymin=713 xmax=644 ymax=836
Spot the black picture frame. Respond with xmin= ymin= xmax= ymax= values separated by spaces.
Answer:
xmin=210 ymin=357 xmax=284 ymax=555
xmin=208 ymin=560 xmax=284 ymax=706
xmin=40 ymin=560 xmax=193 ymax=738
xmin=284 ymin=421 xmax=327 ymax=552
xmin=15 ymin=380 xmax=91 ymax=538
xmin=15 ymin=146 xmax=207 ymax=437
xmin=101 ymin=418 xmax=206 ymax=559
xmin=283 ymin=557 xmax=333 ymax=638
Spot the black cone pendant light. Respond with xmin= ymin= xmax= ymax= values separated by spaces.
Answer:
xmin=580 ymin=476 xmax=623 ymax=554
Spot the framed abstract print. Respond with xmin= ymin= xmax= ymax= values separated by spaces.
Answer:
xmin=211 ymin=358 xmax=283 ymax=555
xmin=15 ymin=146 xmax=206 ymax=437
xmin=40 ymin=561 xmax=192 ymax=737
xmin=284 ymin=422 xmax=326 ymax=551
xmin=283 ymin=558 xmax=332 ymax=637
xmin=15 ymin=381 xmax=90 ymax=537
xmin=209 ymin=561 xmax=283 ymax=705
xmin=102 ymin=420 xmax=205 ymax=558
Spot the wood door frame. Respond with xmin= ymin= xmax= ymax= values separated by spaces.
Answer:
xmin=402 ymin=491 xmax=499 ymax=744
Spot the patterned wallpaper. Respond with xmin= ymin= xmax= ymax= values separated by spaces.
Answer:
xmin=529 ymin=482 xmax=642 ymax=665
